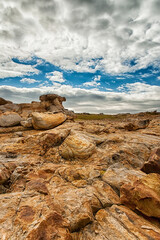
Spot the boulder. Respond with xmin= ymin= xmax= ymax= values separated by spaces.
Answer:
xmin=59 ymin=131 xmax=96 ymax=160
xmin=0 ymin=112 xmax=22 ymax=127
xmin=32 ymin=112 xmax=67 ymax=130
xmin=124 ymin=119 xmax=150 ymax=131
xmin=120 ymin=173 xmax=160 ymax=218
xmin=141 ymin=148 xmax=160 ymax=174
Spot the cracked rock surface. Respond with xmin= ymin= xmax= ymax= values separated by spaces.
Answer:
xmin=0 ymin=113 xmax=160 ymax=239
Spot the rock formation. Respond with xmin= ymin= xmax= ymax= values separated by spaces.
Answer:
xmin=0 ymin=97 xmax=160 ymax=239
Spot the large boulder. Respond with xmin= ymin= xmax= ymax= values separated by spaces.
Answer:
xmin=141 ymin=148 xmax=160 ymax=174
xmin=32 ymin=112 xmax=67 ymax=130
xmin=0 ymin=112 xmax=22 ymax=127
xmin=120 ymin=173 xmax=160 ymax=218
xmin=59 ymin=131 xmax=96 ymax=160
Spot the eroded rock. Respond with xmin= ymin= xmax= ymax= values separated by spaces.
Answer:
xmin=0 ymin=112 xmax=22 ymax=127
xmin=32 ymin=112 xmax=67 ymax=130
xmin=120 ymin=173 xmax=160 ymax=218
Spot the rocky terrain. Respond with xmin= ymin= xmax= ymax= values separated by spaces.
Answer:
xmin=0 ymin=95 xmax=160 ymax=240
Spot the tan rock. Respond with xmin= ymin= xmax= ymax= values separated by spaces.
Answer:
xmin=0 ymin=191 xmax=72 ymax=240
xmin=0 ymin=112 xmax=22 ymax=127
xmin=75 ymin=205 xmax=160 ymax=239
xmin=32 ymin=112 xmax=67 ymax=130
xmin=120 ymin=173 xmax=160 ymax=218
xmin=59 ymin=131 xmax=96 ymax=160
xmin=102 ymin=164 xmax=146 ymax=190
xmin=141 ymin=148 xmax=160 ymax=174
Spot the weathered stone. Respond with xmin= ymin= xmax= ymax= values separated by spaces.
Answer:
xmin=141 ymin=148 xmax=160 ymax=174
xmin=20 ymin=118 xmax=33 ymax=128
xmin=124 ymin=119 xmax=150 ymax=131
xmin=0 ymin=162 xmax=16 ymax=184
xmin=0 ymin=192 xmax=72 ymax=240
xmin=32 ymin=112 xmax=67 ymax=130
xmin=59 ymin=131 xmax=96 ymax=160
xmin=75 ymin=205 xmax=160 ymax=240
xmin=0 ymin=112 xmax=22 ymax=127
xmin=120 ymin=173 xmax=160 ymax=218
xmin=102 ymin=164 xmax=146 ymax=190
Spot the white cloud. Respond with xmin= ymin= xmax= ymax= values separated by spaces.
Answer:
xmin=83 ymin=75 xmax=101 ymax=87
xmin=0 ymin=82 xmax=159 ymax=114
xmin=157 ymin=76 xmax=160 ymax=80
xmin=0 ymin=0 xmax=160 ymax=77
xmin=20 ymin=78 xmax=39 ymax=84
xmin=46 ymin=71 xmax=65 ymax=83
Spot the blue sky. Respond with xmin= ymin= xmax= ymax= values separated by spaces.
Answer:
xmin=0 ymin=0 xmax=160 ymax=113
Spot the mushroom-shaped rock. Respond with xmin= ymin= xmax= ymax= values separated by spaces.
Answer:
xmin=32 ymin=112 xmax=67 ymax=130
xmin=120 ymin=173 xmax=160 ymax=218
xmin=0 ymin=112 xmax=22 ymax=127
xmin=59 ymin=131 xmax=96 ymax=160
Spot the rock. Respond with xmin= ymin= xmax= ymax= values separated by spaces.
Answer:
xmin=124 ymin=119 xmax=150 ymax=131
xmin=0 ymin=112 xmax=22 ymax=127
xmin=0 ymin=191 xmax=72 ymax=240
xmin=0 ymin=162 xmax=16 ymax=184
xmin=32 ymin=112 xmax=67 ymax=130
xmin=75 ymin=205 xmax=160 ymax=240
xmin=102 ymin=164 xmax=146 ymax=191
xmin=20 ymin=118 xmax=33 ymax=128
xmin=141 ymin=148 xmax=160 ymax=174
xmin=59 ymin=131 xmax=96 ymax=160
xmin=0 ymin=97 xmax=12 ymax=105
xmin=120 ymin=173 xmax=160 ymax=218
xmin=0 ymin=103 xmax=20 ymax=113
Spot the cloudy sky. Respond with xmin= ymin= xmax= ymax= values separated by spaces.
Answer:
xmin=0 ymin=0 xmax=160 ymax=113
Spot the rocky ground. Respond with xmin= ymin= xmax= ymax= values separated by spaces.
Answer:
xmin=0 ymin=96 xmax=160 ymax=240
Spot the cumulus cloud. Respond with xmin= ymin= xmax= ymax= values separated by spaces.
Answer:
xmin=0 ymin=0 xmax=160 ymax=77
xmin=83 ymin=75 xmax=101 ymax=87
xmin=46 ymin=71 xmax=66 ymax=83
xmin=20 ymin=78 xmax=39 ymax=84
xmin=0 ymin=83 xmax=159 ymax=114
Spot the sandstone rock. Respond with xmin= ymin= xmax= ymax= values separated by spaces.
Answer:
xmin=124 ymin=119 xmax=150 ymax=131
xmin=0 ymin=192 xmax=72 ymax=240
xmin=102 ymin=164 xmax=146 ymax=191
xmin=120 ymin=173 xmax=160 ymax=218
xmin=20 ymin=118 xmax=33 ymax=128
xmin=0 ymin=103 xmax=20 ymax=113
xmin=59 ymin=131 xmax=96 ymax=160
xmin=141 ymin=148 xmax=160 ymax=174
xmin=75 ymin=205 xmax=160 ymax=239
xmin=0 ymin=112 xmax=22 ymax=127
xmin=32 ymin=112 xmax=67 ymax=130
xmin=0 ymin=162 xmax=16 ymax=184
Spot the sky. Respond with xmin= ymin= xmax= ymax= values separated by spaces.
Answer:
xmin=0 ymin=0 xmax=160 ymax=114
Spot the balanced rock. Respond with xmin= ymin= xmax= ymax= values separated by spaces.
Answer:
xmin=59 ymin=131 xmax=96 ymax=160
xmin=141 ymin=148 xmax=160 ymax=174
xmin=0 ymin=112 xmax=22 ymax=127
xmin=120 ymin=173 xmax=160 ymax=218
xmin=32 ymin=112 xmax=67 ymax=130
